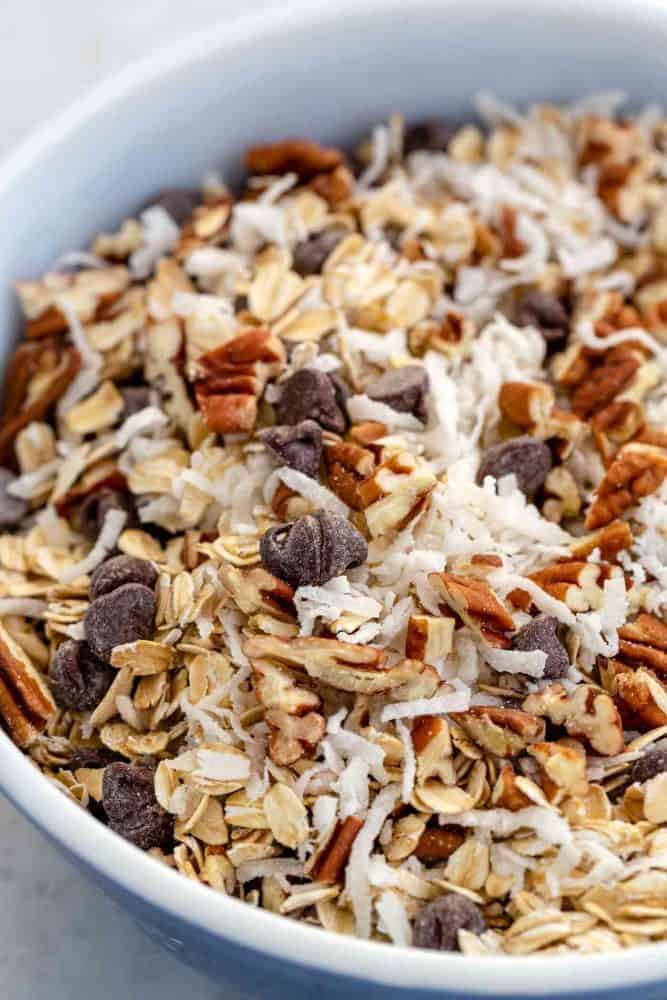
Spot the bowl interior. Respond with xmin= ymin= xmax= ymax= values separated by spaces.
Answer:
xmin=2 ymin=0 xmax=667 ymax=994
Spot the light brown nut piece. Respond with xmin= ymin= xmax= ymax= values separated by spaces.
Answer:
xmin=245 ymin=139 xmax=345 ymax=179
xmin=613 ymin=668 xmax=667 ymax=731
xmin=405 ymin=615 xmax=454 ymax=664
xmin=310 ymin=165 xmax=355 ymax=207
xmin=527 ymin=741 xmax=589 ymax=804
xmin=306 ymin=816 xmax=363 ymax=884
xmin=429 ymin=572 xmax=514 ymax=647
xmin=0 ymin=621 xmax=55 ymax=747
xmin=408 ymin=310 xmax=475 ymax=359
xmin=523 ymin=683 xmax=624 ymax=756
xmin=244 ymin=634 xmax=431 ymax=695
xmin=358 ymin=449 xmax=436 ymax=537
xmin=491 ymin=764 xmax=535 ymax=810
xmin=615 ymin=613 xmax=667 ymax=677
xmin=542 ymin=466 xmax=581 ymax=523
xmin=15 ymin=266 xmax=130 ymax=334
xmin=586 ymin=442 xmax=667 ymax=530
xmin=324 ymin=440 xmax=376 ymax=510
xmin=450 ymin=707 xmax=545 ymax=757
xmin=265 ymin=708 xmax=326 ymax=765
xmin=499 ymin=381 xmax=584 ymax=458
xmin=412 ymin=714 xmax=452 ymax=782
xmin=569 ymin=520 xmax=633 ymax=561
xmin=252 ymin=659 xmax=320 ymax=716
xmin=508 ymin=559 xmax=617 ymax=614
xmin=219 ymin=563 xmax=295 ymax=621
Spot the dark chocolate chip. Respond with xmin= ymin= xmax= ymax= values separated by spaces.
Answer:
xmin=120 ymin=386 xmax=152 ymax=418
xmin=413 ymin=893 xmax=486 ymax=951
xmin=0 ymin=468 xmax=28 ymax=530
xmin=48 ymin=640 xmax=116 ymax=711
xmin=404 ymin=120 xmax=457 ymax=156
xmin=292 ymin=227 xmax=346 ymax=277
xmin=77 ymin=489 xmax=136 ymax=541
xmin=477 ymin=435 xmax=552 ymax=497
xmin=145 ymin=188 xmax=198 ymax=226
xmin=67 ymin=747 xmax=123 ymax=770
xmin=366 ymin=364 xmax=430 ymax=423
xmin=260 ymin=509 xmax=368 ymax=588
xmin=102 ymin=762 xmax=173 ymax=850
xmin=513 ymin=614 xmax=569 ymax=680
xmin=89 ymin=554 xmax=158 ymax=601
xmin=275 ymin=369 xmax=346 ymax=434
xmin=260 ymin=420 xmax=323 ymax=478
xmin=516 ymin=290 xmax=569 ymax=346
xmin=631 ymin=748 xmax=667 ymax=785
xmin=84 ymin=583 xmax=157 ymax=661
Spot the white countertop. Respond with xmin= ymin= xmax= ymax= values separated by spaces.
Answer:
xmin=0 ymin=3 xmax=272 ymax=998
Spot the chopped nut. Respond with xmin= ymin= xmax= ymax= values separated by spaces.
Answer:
xmin=586 ymin=441 xmax=667 ymax=529
xmin=429 ymin=572 xmax=514 ymax=647
xmin=358 ymin=448 xmax=436 ymax=537
xmin=527 ymin=742 xmax=589 ymax=804
xmin=0 ymin=621 xmax=55 ymax=747
xmin=523 ymin=683 xmax=624 ymax=756
xmin=450 ymin=707 xmax=545 ymax=757
xmin=498 ymin=381 xmax=584 ymax=458
xmin=405 ymin=615 xmax=455 ymax=664
xmin=613 ymin=668 xmax=667 ymax=731
xmin=307 ymin=816 xmax=363 ymax=883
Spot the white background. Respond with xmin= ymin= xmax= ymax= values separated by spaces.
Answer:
xmin=0 ymin=2 xmax=273 ymax=998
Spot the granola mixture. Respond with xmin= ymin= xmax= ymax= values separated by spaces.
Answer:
xmin=4 ymin=92 xmax=667 ymax=955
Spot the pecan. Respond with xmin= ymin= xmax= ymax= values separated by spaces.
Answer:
xmin=450 ymin=707 xmax=545 ymax=757
xmin=15 ymin=266 xmax=130 ymax=337
xmin=429 ymin=572 xmax=514 ymax=647
xmin=245 ymin=139 xmax=345 ymax=180
xmin=219 ymin=564 xmax=295 ymax=621
xmin=523 ymin=683 xmax=624 ymax=756
xmin=585 ymin=442 xmax=667 ymax=529
xmin=569 ymin=520 xmax=633 ymax=561
xmin=324 ymin=439 xmax=376 ymax=509
xmin=243 ymin=634 xmax=431 ymax=695
xmin=498 ymin=381 xmax=583 ymax=458
xmin=251 ymin=658 xmax=324 ymax=765
xmin=348 ymin=421 xmax=387 ymax=446
xmin=194 ymin=328 xmax=286 ymax=434
xmin=412 ymin=714 xmax=453 ymax=782
xmin=310 ymin=165 xmax=355 ymax=207
xmin=613 ymin=668 xmax=667 ymax=731
xmin=0 ymin=339 xmax=80 ymax=460
xmin=613 ymin=613 xmax=667 ymax=677
xmin=527 ymin=742 xmax=589 ymax=804
xmin=635 ymin=279 xmax=667 ymax=342
xmin=357 ymin=448 xmax=436 ymax=537
xmin=405 ymin=615 xmax=455 ymax=664
xmin=0 ymin=621 xmax=55 ymax=747
xmin=270 ymin=482 xmax=313 ymax=521
xmin=408 ymin=310 xmax=475 ymax=359
xmin=491 ymin=764 xmax=535 ymax=810
xmin=541 ymin=466 xmax=581 ymax=523
xmin=306 ymin=816 xmax=363 ymax=883
xmin=508 ymin=559 xmax=622 ymax=613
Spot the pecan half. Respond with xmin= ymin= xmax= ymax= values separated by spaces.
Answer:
xmin=194 ymin=328 xmax=286 ymax=434
xmin=585 ymin=442 xmax=667 ymax=529
xmin=245 ymin=139 xmax=345 ymax=180
xmin=612 ymin=614 xmax=667 ymax=678
xmin=0 ymin=339 xmax=80 ymax=460
xmin=508 ymin=559 xmax=621 ymax=613
xmin=0 ymin=622 xmax=55 ymax=747
xmin=527 ymin=742 xmax=589 ymax=804
xmin=523 ymin=683 xmax=624 ymax=756
xmin=613 ymin=668 xmax=667 ymax=731
xmin=244 ymin=634 xmax=431 ymax=695
xmin=451 ymin=707 xmax=545 ymax=757
xmin=429 ymin=572 xmax=514 ymax=647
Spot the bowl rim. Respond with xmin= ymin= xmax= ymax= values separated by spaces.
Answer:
xmin=2 ymin=0 xmax=667 ymax=992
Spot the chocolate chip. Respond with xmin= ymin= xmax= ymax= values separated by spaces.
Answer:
xmin=260 ymin=509 xmax=368 ymax=588
xmin=67 ymin=747 xmax=123 ymax=770
xmin=120 ymin=386 xmax=152 ymax=418
xmin=261 ymin=420 xmax=323 ymax=478
xmin=413 ymin=893 xmax=486 ymax=951
xmin=84 ymin=583 xmax=157 ymax=661
xmin=631 ymin=748 xmax=667 ymax=785
xmin=0 ymin=468 xmax=28 ymax=530
xmin=90 ymin=555 xmax=158 ymax=601
xmin=77 ymin=489 xmax=136 ymax=541
xmin=404 ymin=120 xmax=456 ymax=156
xmin=477 ymin=435 xmax=552 ymax=497
xmin=102 ymin=762 xmax=173 ymax=850
xmin=516 ymin=290 xmax=569 ymax=346
xmin=275 ymin=369 xmax=346 ymax=434
xmin=145 ymin=188 xmax=198 ymax=226
xmin=513 ymin=614 xmax=569 ymax=680
xmin=366 ymin=365 xmax=430 ymax=423
xmin=292 ymin=227 xmax=346 ymax=277
xmin=48 ymin=640 xmax=115 ymax=711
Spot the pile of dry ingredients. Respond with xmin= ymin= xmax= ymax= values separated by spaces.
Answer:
xmin=4 ymin=92 xmax=667 ymax=955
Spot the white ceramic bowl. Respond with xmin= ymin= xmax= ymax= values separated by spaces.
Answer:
xmin=1 ymin=3 xmax=667 ymax=996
